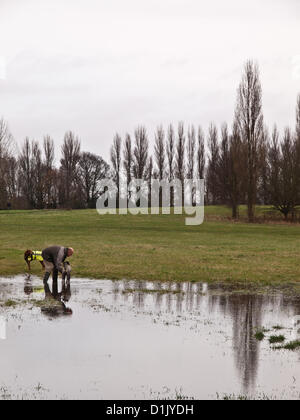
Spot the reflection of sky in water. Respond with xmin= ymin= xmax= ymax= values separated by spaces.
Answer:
xmin=0 ymin=276 xmax=299 ymax=400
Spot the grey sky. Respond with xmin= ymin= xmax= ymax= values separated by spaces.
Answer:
xmin=0 ymin=0 xmax=299 ymax=162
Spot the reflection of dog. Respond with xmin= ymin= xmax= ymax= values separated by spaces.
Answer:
xmin=24 ymin=250 xmax=45 ymax=271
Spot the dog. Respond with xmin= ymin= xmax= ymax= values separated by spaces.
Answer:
xmin=24 ymin=250 xmax=45 ymax=271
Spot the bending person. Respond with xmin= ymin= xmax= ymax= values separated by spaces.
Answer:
xmin=42 ymin=246 xmax=74 ymax=284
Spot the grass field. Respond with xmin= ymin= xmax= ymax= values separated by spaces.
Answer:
xmin=0 ymin=206 xmax=300 ymax=287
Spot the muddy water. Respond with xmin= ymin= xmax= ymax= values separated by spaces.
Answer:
xmin=0 ymin=276 xmax=300 ymax=400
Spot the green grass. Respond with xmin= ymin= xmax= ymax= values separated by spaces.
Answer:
xmin=3 ymin=299 xmax=17 ymax=307
xmin=269 ymin=335 xmax=286 ymax=344
xmin=1 ymin=206 xmax=300 ymax=285
xmin=274 ymin=341 xmax=300 ymax=351
xmin=254 ymin=331 xmax=265 ymax=341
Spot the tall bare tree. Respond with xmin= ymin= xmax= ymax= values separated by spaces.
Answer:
xmin=167 ymin=124 xmax=175 ymax=207
xmin=235 ymin=60 xmax=264 ymax=222
xmin=257 ymin=126 xmax=270 ymax=205
xmin=187 ymin=125 xmax=196 ymax=205
xmin=207 ymin=123 xmax=219 ymax=205
xmin=133 ymin=126 xmax=149 ymax=207
xmin=154 ymin=125 xmax=165 ymax=208
xmin=197 ymin=126 xmax=205 ymax=180
xmin=110 ymin=134 xmax=122 ymax=208
xmin=187 ymin=125 xmax=196 ymax=180
xmin=133 ymin=126 xmax=149 ymax=180
xmin=60 ymin=131 xmax=81 ymax=206
xmin=32 ymin=141 xmax=44 ymax=209
xmin=146 ymin=156 xmax=154 ymax=208
xmin=43 ymin=136 xmax=56 ymax=208
xmin=228 ymin=121 xmax=247 ymax=218
xmin=0 ymin=119 xmax=14 ymax=208
xmin=19 ymin=138 xmax=34 ymax=208
xmin=123 ymin=134 xmax=133 ymax=202
xmin=218 ymin=124 xmax=230 ymax=205
xmin=176 ymin=122 xmax=185 ymax=205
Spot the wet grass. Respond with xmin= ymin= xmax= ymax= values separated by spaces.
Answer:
xmin=218 ymin=393 xmax=276 ymax=401
xmin=269 ymin=335 xmax=286 ymax=344
xmin=274 ymin=340 xmax=300 ymax=351
xmin=254 ymin=331 xmax=266 ymax=341
xmin=122 ymin=288 xmax=183 ymax=295
xmin=1 ymin=207 xmax=300 ymax=286
xmin=3 ymin=299 xmax=17 ymax=307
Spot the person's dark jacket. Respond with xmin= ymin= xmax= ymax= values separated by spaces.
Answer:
xmin=42 ymin=246 xmax=68 ymax=272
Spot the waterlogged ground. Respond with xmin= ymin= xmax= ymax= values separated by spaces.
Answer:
xmin=0 ymin=276 xmax=300 ymax=400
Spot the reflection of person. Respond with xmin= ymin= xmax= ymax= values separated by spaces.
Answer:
xmin=42 ymin=246 xmax=74 ymax=285
xmin=42 ymin=275 xmax=73 ymax=316
xmin=62 ymin=263 xmax=72 ymax=303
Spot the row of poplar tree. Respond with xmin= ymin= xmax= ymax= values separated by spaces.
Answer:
xmin=0 ymin=60 xmax=300 ymax=222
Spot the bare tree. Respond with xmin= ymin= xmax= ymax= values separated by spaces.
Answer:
xmin=0 ymin=119 xmax=14 ymax=208
xmin=133 ymin=126 xmax=149 ymax=207
xmin=154 ymin=125 xmax=165 ymax=208
xmin=146 ymin=156 xmax=154 ymax=208
xmin=60 ymin=131 xmax=81 ymax=206
xmin=207 ymin=123 xmax=219 ymax=205
xmin=197 ymin=126 xmax=205 ymax=179
xmin=0 ymin=118 xmax=13 ymax=158
xmin=218 ymin=123 xmax=230 ymax=205
xmin=187 ymin=125 xmax=196 ymax=179
xmin=167 ymin=124 xmax=175 ymax=207
xmin=43 ymin=136 xmax=56 ymax=208
xmin=268 ymin=128 xmax=295 ymax=219
xmin=235 ymin=60 xmax=264 ymax=222
xmin=228 ymin=121 xmax=247 ymax=219
xmin=32 ymin=141 xmax=44 ymax=209
xmin=257 ymin=126 xmax=270 ymax=205
xmin=154 ymin=125 xmax=165 ymax=181
xmin=79 ymin=152 xmax=109 ymax=207
xmin=187 ymin=125 xmax=196 ymax=205
xmin=133 ymin=126 xmax=149 ymax=180
xmin=6 ymin=156 xmax=18 ymax=201
xmin=176 ymin=122 xmax=185 ymax=205
xmin=19 ymin=138 xmax=34 ymax=208
xmin=123 ymin=134 xmax=133 ymax=202
xmin=110 ymin=134 xmax=122 ymax=208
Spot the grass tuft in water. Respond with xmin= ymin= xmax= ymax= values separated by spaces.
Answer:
xmin=254 ymin=327 xmax=270 ymax=341
xmin=272 ymin=325 xmax=284 ymax=331
xmin=274 ymin=340 xmax=300 ymax=351
xmin=254 ymin=331 xmax=265 ymax=341
xmin=4 ymin=299 xmax=17 ymax=307
xmin=269 ymin=335 xmax=285 ymax=344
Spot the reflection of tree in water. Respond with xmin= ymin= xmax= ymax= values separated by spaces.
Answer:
xmin=114 ymin=279 xmax=300 ymax=391
xmin=132 ymin=280 xmax=146 ymax=309
xmin=228 ymin=295 xmax=263 ymax=394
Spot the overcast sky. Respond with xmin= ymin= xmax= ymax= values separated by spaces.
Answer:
xmin=0 ymin=0 xmax=299 ymax=162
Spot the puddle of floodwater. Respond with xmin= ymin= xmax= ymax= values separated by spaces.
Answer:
xmin=0 ymin=275 xmax=300 ymax=400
